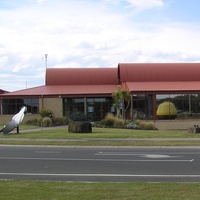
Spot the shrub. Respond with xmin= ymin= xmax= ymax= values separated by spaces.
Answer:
xmin=69 ymin=112 xmax=87 ymax=122
xmin=135 ymin=120 xmax=141 ymax=126
xmin=54 ymin=117 xmax=69 ymax=126
xmin=26 ymin=118 xmax=41 ymax=126
xmin=140 ymin=121 xmax=155 ymax=130
xmin=103 ymin=113 xmax=115 ymax=127
xmin=105 ymin=113 xmax=115 ymax=120
xmin=125 ymin=121 xmax=137 ymax=129
xmin=125 ymin=120 xmax=156 ymax=130
xmin=114 ymin=119 xmax=124 ymax=128
xmin=99 ymin=119 xmax=106 ymax=126
xmin=101 ymin=113 xmax=124 ymax=128
xmin=39 ymin=109 xmax=54 ymax=119
xmin=42 ymin=117 xmax=53 ymax=127
xmin=104 ymin=118 xmax=115 ymax=127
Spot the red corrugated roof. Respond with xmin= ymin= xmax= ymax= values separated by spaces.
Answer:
xmin=1 ymin=85 xmax=117 ymax=97
xmin=118 ymin=63 xmax=200 ymax=82
xmin=0 ymin=89 xmax=9 ymax=94
xmin=125 ymin=81 xmax=200 ymax=93
xmin=46 ymin=68 xmax=118 ymax=85
xmin=2 ymin=63 xmax=200 ymax=97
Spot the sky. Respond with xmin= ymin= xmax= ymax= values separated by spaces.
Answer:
xmin=0 ymin=0 xmax=200 ymax=92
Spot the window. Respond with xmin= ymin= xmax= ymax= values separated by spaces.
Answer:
xmin=87 ymin=98 xmax=113 ymax=121
xmin=156 ymin=94 xmax=200 ymax=118
xmin=132 ymin=94 xmax=154 ymax=120
xmin=63 ymin=97 xmax=114 ymax=121
xmin=2 ymin=98 xmax=39 ymax=114
xmin=63 ymin=98 xmax=84 ymax=116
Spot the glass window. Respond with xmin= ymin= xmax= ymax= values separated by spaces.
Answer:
xmin=132 ymin=94 xmax=154 ymax=120
xmin=87 ymin=98 xmax=114 ymax=121
xmin=63 ymin=97 xmax=113 ymax=121
xmin=2 ymin=98 xmax=39 ymax=114
xmin=63 ymin=98 xmax=84 ymax=116
xmin=156 ymin=94 xmax=200 ymax=119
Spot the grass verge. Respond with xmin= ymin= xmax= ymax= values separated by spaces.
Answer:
xmin=0 ymin=180 xmax=200 ymax=200
xmin=1 ymin=139 xmax=200 ymax=146
xmin=1 ymin=126 xmax=200 ymax=146
xmin=0 ymin=127 xmax=200 ymax=198
xmin=0 ymin=126 xmax=198 ymax=139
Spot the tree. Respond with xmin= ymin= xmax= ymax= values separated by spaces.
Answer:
xmin=112 ymin=85 xmax=131 ymax=121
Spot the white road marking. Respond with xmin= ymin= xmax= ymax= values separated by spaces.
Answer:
xmin=0 ymin=172 xmax=199 ymax=178
xmin=95 ymin=152 xmax=143 ymax=156
xmin=95 ymin=151 xmax=200 ymax=155
xmin=95 ymin=152 xmax=182 ymax=159
xmin=35 ymin=151 xmax=61 ymax=154
xmin=95 ymin=152 xmax=194 ymax=162
xmin=0 ymin=157 xmax=194 ymax=162
xmin=141 ymin=154 xmax=180 ymax=158
xmin=95 ymin=152 xmax=176 ymax=156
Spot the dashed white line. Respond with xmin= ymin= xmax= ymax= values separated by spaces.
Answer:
xmin=35 ymin=151 xmax=61 ymax=154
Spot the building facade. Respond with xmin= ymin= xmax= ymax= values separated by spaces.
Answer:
xmin=1 ymin=63 xmax=200 ymax=123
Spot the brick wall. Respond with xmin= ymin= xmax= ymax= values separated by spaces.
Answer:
xmin=39 ymin=97 xmax=63 ymax=118
xmin=0 ymin=114 xmax=40 ymax=125
xmin=0 ymin=97 xmax=63 ymax=125
xmin=155 ymin=119 xmax=200 ymax=130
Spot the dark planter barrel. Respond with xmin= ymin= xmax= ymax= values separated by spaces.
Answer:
xmin=68 ymin=121 xmax=92 ymax=133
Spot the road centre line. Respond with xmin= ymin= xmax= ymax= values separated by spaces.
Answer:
xmin=95 ymin=151 xmax=200 ymax=155
xmin=95 ymin=152 xmax=182 ymax=158
xmin=0 ymin=156 xmax=194 ymax=162
xmin=0 ymin=172 xmax=200 ymax=178
xmin=35 ymin=151 xmax=61 ymax=154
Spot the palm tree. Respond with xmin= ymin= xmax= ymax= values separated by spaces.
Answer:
xmin=112 ymin=85 xmax=130 ymax=121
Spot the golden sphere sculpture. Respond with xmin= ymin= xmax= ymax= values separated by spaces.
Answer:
xmin=156 ymin=101 xmax=177 ymax=119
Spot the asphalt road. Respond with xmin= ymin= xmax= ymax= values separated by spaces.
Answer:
xmin=0 ymin=145 xmax=200 ymax=182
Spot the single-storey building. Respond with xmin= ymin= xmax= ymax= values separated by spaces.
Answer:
xmin=0 ymin=89 xmax=9 ymax=95
xmin=1 ymin=63 xmax=200 ymax=123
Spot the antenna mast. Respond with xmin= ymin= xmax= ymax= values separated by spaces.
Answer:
xmin=45 ymin=54 xmax=48 ymax=68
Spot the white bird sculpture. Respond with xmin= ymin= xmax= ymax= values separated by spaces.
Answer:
xmin=0 ymin=106 xmax=27 ymax=134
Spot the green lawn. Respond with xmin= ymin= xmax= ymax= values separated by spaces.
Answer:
xmin=0 ymin=126 xmax=200 ymax=146
xmin=0 ymin=126 xmax=196 ymax=139
xmin=1 ymin=127 xmax=200 ymax=198
xmin=0 ymin=180 xmax=200 ymax=200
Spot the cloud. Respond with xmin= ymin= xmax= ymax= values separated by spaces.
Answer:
xmin=37 ymin=0 xmax=47 ymax=3
xmin=124 ymin=0 xmax=164 ymax=9
xmin=103 ymin=0 xmax=164 ymax=11
xmin=0 ymin=0 xmax=200 ymax=91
